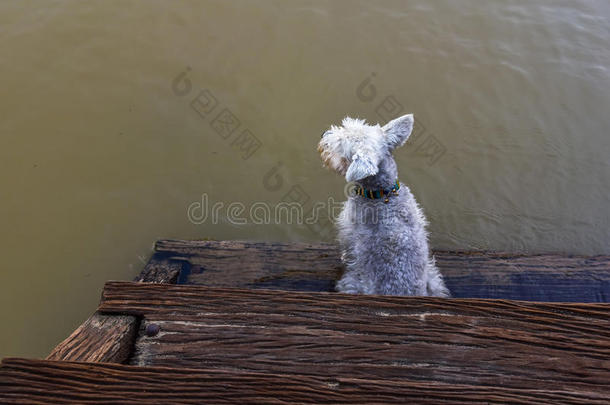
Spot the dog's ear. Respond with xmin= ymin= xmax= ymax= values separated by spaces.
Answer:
xmin=383 ymin=114 xmax=414 ymax=150
xmin=345 ymin=152 xmax=378 ymax=182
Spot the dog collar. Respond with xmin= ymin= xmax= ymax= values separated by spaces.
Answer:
xmin=354 ymin=180 xmax=400 ymax=203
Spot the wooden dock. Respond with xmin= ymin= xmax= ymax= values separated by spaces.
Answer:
xmin=2 ymin=240 xmax=610 ymax=403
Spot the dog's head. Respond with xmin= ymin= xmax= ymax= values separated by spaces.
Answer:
xmin=317 ymin=114 xmax=414 ymax=182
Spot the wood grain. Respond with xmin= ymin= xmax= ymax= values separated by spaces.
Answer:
xmin=156 ymin=239 xmax=342 ymax=291
xmin=46 ymin=314 xmax=136 ymax=363
xmin=154 ymin=239 xmax=610 ymax=302
xmin=2 ymin=358 xmax=608 ymax=404
xmin=100 ymin=281 xmax=610 ymax=393
xmin=134 ymin=254 xmax=183 ymax=283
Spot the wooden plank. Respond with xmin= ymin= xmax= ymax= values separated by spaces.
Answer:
xmin=155 ymin=239 xmax=610 ymax=302
xmin=100 ymin=281 xmax=610 ymax=393
xmin=46 ymin=314 xmax=136 ymax=363
xmin=157 ymin=239 xmax=341 ymax=292
xmin=134 ymin=254 xmax=183 ymax=283
xmin=46 ymin=253 xmax=182 ymax=362
xmin=1 ymin=358 xmax=608 ymax=404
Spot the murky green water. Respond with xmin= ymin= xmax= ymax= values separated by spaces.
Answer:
xmin=1 ymin=0 xmax=609 ymax=359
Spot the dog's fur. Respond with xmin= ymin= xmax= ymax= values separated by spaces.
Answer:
xmin=318 ymin=114 xmax=449 ymax=297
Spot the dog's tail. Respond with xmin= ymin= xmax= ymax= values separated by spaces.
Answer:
xmin=425 ymin=256 xmax=451 ymax=297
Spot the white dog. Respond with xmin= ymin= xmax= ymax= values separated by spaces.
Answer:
xmin=318 ymin=114 xmax=449 ymax=297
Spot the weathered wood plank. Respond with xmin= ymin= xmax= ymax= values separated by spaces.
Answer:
xmin=46 ymin=314 xmax=136 ymax=363
xmin=155 ymin=239 xmax=610 ymax=302
xmin=157 ymin=239 xmax=341 ymax=291
xmin=99 ymin=281 xmax=610 ymax=393
xmin=1 ymin=358 xmax=608 ymax=404
xmin=134 ymin=254 xmax=183 ymax=283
